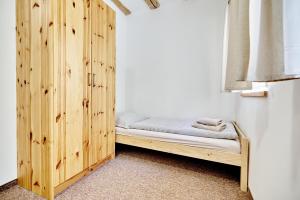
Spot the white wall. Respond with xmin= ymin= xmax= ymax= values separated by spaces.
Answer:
xmin=118 ymin=1 xmax=300 ymax=199
xmin=0 ymin=0 xmax=17 ymax=186
xmin=236 ymin=80 xmax=300 ymax=200
xmin=119 ymin=0 xmax=236 ymax=120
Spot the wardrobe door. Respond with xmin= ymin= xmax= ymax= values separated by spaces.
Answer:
xmin=106 ymin=7 xmax=116 ymax=157
xmin=90 ymin=0 xmax=108 ymax=166
xmin=53 ymin=0 xmax=92 ymax=186
xmin=64 ymin=0 xmax=88 ymax=180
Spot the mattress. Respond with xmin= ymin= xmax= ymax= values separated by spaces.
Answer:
xmin=116 ymin=127 xmax=241 ymax=154
xmin=129 ymin=117 xmax=238 ymax=140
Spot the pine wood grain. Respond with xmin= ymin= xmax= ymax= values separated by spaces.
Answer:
xmin=111 ymin=0 xmax=131 ymax=15
xmin=30 ymin=0 xmax=42 ymax=194
xmin=17 ymin=0 xmax=115 ymax=198
xmin=65 ymin=0 xmax=85 ymax=179
xmin=107 ymin=7 xmax=116 ymax=158
xmin=41 ymin=0 xmax=55 ymax=198
xmin=241 ymin=91 xmax=268 ymax=97
xmin=233 ymin=122 xmax=249 ymax=192
xmin=16 ymin=0 xmax=32 ymax=191
xmin=82 ymin=0 xmax=92 ymax=171
xmin=116 ymin=122 xmax=250 ymax=192
xmin=144 ymin=0 xmax=160 ymax=9
xmin=53 ymin=0 xmax=67 ymax=187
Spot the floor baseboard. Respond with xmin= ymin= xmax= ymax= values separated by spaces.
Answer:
xmin=249 ymin=188 xmax=254 ymax=200
xmin=0 ymin=179 xmax=17 ymax=192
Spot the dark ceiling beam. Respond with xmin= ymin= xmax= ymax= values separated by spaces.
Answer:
xmin=111 ymin=0 xmax=131 ymax=15
xmin=144 ymin=0 xmax=160 ymax=9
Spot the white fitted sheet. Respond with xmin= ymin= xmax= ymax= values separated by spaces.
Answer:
xmin=129 ymin=118 xmax=238 ymax=140
xmin=116 ymin=127 xmax=241 ymax=154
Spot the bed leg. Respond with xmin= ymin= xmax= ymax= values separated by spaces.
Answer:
xmin=240 ymin=138 xmax=249 ymax=192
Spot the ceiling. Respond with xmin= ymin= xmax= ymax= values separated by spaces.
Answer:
xmin=106 ymin=0 xmax=193 ymax=16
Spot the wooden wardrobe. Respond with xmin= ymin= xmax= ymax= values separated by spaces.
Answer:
xmin=16 ymin=0 xmax=116 ymax=199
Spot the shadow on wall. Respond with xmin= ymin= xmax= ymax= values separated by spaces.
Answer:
xmin=292 ymin=80 xmax=300 ymax=191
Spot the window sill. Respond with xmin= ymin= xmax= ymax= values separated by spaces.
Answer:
xmin=240 ymin=91 xmax=268 ymax=98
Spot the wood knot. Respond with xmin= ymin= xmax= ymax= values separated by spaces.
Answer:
xmin=43 ymin=137 xmax=47 ymax=144
xmin=34 ymin=181 xmax=40 ymax=187
xmin=56 ymin=113 xmax=61 ymax=123
xmin=33 ymin=2 xmax=40 ymax=8
xmin=49 ymin=21 xmax=53 ymax=27
xmin=56 ymin=160 xmax=62 ymax=169
xmin=85 ymin=141 xmax=89 ymax=147
xmin=20 ymin=160 xmax=23 ymax=167
xmin=72 ymin=28 xmax=76 ymax=35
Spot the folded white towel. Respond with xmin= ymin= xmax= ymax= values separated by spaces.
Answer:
xmin=192 ymin=122 xmax=226 ymax=132
xmin=197 ymin=118 xmax=223 ymax=126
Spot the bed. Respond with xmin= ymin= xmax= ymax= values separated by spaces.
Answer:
xmin=115 ymin=113 xmax=249 ymax=192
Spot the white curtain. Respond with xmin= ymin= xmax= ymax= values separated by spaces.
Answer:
xmin=223 ymin=0 xmax=300 ymax=90
xmin=222 ymin=0 xmax=252 ymax=91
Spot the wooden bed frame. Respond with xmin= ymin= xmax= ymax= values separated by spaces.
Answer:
xmin=115 ymin=122 xmax=249 ymax=192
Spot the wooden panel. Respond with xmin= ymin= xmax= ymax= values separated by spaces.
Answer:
xmin=90 ymin=0 xmax=99 ymax=166
xmin=65 ymin=0 xmax=85 ymax=179
xmin=52 ymin=0 xmax=92 ymax=187
xmin=241 ymin=91 xmax=268 ymax=97
xmin=30 ymin=0 xmax=42 ymax=194
xmin=41 ymin=0 xmax=55 ymax=198
xmin=17 ymin=0 xmax=115 ymax=198
xmin=233 ymin=122 xmax=249 ymax=192
xmin=106 ymin=7 xmax=116 ymax=158
xmin=90 ymin=0 xmax=107 ymax=165
xmin=144 ymin=0 xmax=160 ymax=9
xmin=111 ymin=0 xmax=131 ymax=15
xmin=53 ymin=0 xmax=67 ymax=187
xmin=82 ymin=0 xmax=92 ymax=171
xmin=100 ymin=1 xmax=108 ymax=161
xmin=54 ymin=155 xmax=112 ymax=196
xmin=17 ymin=0 xmax=55 ymax=198
xmin=16 ymin=0 xmax=32 ymax=191
xmin=116 ymin=134 xmax=242 ymax=166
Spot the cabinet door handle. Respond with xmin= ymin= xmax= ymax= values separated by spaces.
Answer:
xmin=88 ymin=73 xmax=92 ymax=86
xmin=93 ymin=74 xmax=96 ymax=87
